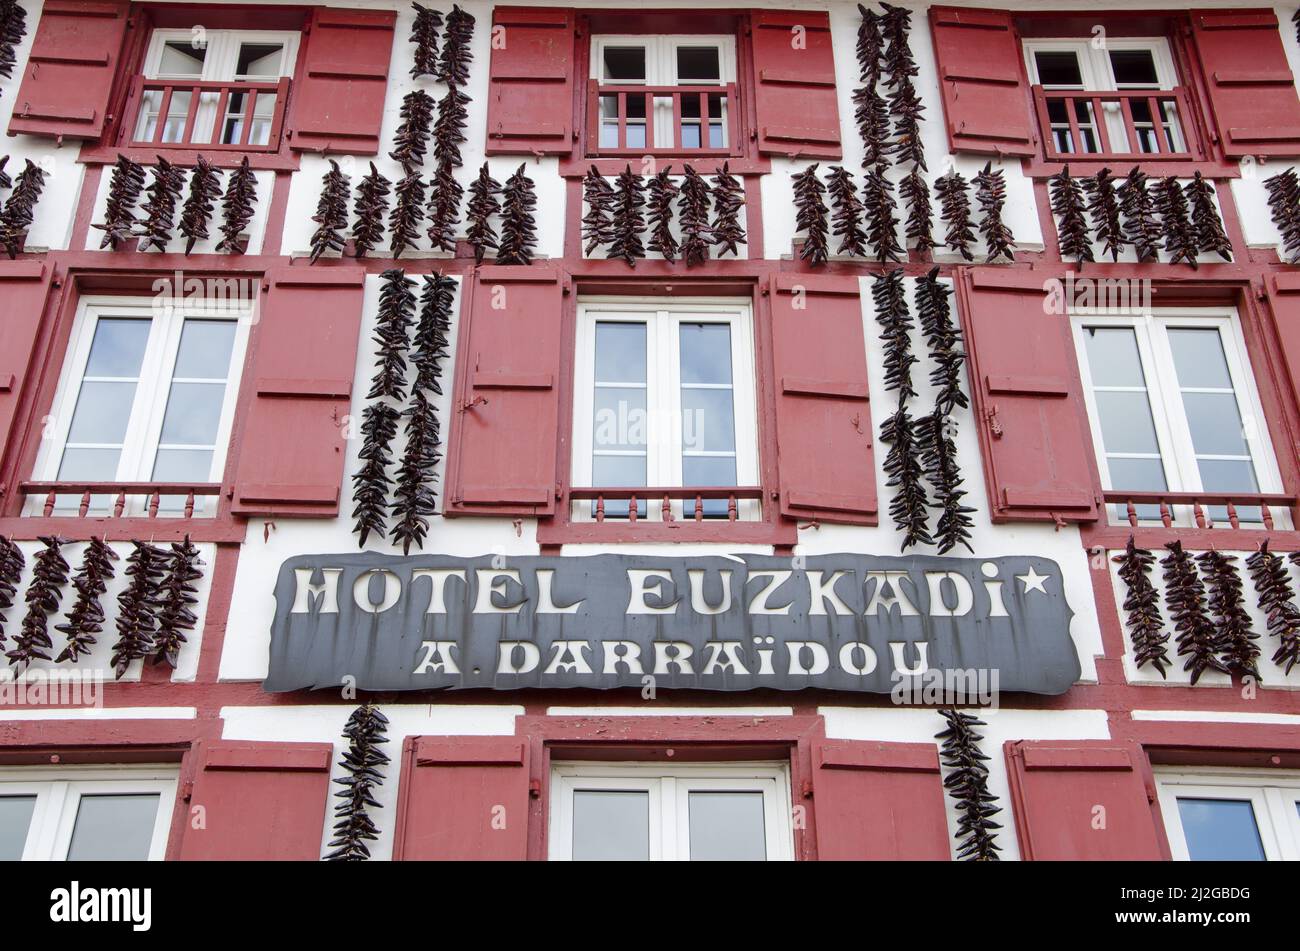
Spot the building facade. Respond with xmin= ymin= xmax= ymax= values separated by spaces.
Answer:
xmin=0 ymin=0 xmax=1298 ymax=862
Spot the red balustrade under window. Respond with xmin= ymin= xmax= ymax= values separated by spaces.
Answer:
xmin=1032 ymin=86 xmax=1196 ymax=161
xmin=586 ymin=81 xmax=742 ymax=158
xmin=127 ymin=77 xmax=290 ymax=152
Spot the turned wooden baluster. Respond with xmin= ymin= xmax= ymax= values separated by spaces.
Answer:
xmin=1159 ymin=500 xmax=1172 ymax=528
xmin=184 ymin=491 xmax=196 ymax=519
xmin=595 ymin=494 xmax=605 ymax=523
xmin=628 ymin=495 xmax=638 ymax=524
xmin=148 ymin=491 xmax=160 ymax=518
xmin=1226 ymin=501 xmax=1240 ymax=530
xmin=78 ymin=491 xmax=91 ymax=517
xmin=727 ymin=494 xmax=737 ymax=522
xmin=1264 ymin=505 xmax=1275 ymax=532
xmin=1125 ymin=500 xmax=1137 ymax=527
xmin=113 ymin=492 xmax=126 ymax=517
xmin=42 ymin=491 xmax=55 ymax=516
xmin=694 ymin=495 xmax=704 ymax=522
xmin=662 ymin=495 xmax=672 ymax=522
xmin=1193 ymin=501 xmax=1206 ymax=529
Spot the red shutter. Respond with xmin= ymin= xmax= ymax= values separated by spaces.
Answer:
xmin=485 ymin=6 xmax=576 ymax=156
xmin=1265 ymin=274 xmax=1300 ymax=415
xmin=929 ymin=6 xmax=1036 ymax=156
xmin=7 ymin=0 xmax=129 ymax=140
xmin=750 ymin=10 xmax=842 ymax=159
xmin=1190 ymin=10 xmax=1300 ymax=158
xmin=178 ymin=741 xmax=333 ymax=860
xmin=1005 ymin=740 xmax=1168 ymax=860
xmin=769 ymin=273 xmax=876 ymax=525
xmin=287 ymin=8 xmax=396 ymax=155
xmin=393 ymin=736 xmax=530 ymax=860
xmin=957 ymin=268 xmax=1099 ymax=523
xmin=812 ymin=739 xmax=951 ymax=860
xmin=0 ymin=262 xmax=54 ymax=468
xmin=444 ymin=266 xmax=564 ymax=517
xmin=229 ymin=268 xmax=364 ymax=517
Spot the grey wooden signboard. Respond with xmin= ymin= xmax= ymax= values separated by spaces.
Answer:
xmin=264 ymin=553 xmax=1080 ymax=695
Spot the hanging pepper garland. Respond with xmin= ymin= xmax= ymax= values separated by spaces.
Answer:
xmin=178 ymin=155 xmax=222 ymax=255
xmin=827 ymin=165 xmax=867 ymax=259
xmin=873 ymin=267 xmax=918 ymax=400
xmin=351 ymin=162 xmax=392 ymax=259
xmin=582 ymin=166 xmax=616 ymax=256
xmin=881 ymin=3 xmax=924 ymax=170
xmin=388 ymin=169 xmax=427 ymax=259
xmin=915 ymin=266 xmax=967 ymax=415
xmin=150 ymin=537 xmax=202 ymax=669
xmin=94 ymin=155 xmax=146 ymax=251
xmin=0 ymin=158 xmax=44 ymax=258
xmin=973 ymin=162 xmax=1015 ymax=263
xmin=409 ymin=3 xmax=443 ymax=79
xmin=1048 ymin=164 xmax=1093 ymax=265
xmin=426 ymin=158 xmax=463 ymax=253
xmin=918 ymin=411 xmax=974 ymax=554
xmin=389 ymin=90 xmax=436 ymax=172
xmin=646 ymin=166 xmax=680 ymax=262
xmin=853 ymin=7 xmax=888 ymax=168
xmin=1264 ymin=167 xmax=1300 ymax=264
xmin=862 ymin=164 xmax=903 ymax=262
xmin=0 ymin=155 xmax=10 ymax=192
xmin=1113 ymin=536 xmax=1169 ymax=677
xmin=437 ymin=4 xmax=475 ymax=87
xmin=608 ymin=164 xmax=646 ymax=267
xmin=135 ymin=156 xmax=187 ymax=253
xmin=110 ymin=541 xmax=166 ymax=679
xmin=1084 ymin=167 xmax=1124 ymax=263
xmin=0 ymin=0 xmax=28 ymax=81
xmin=678 ymin=165 xmax=714 ymax=267
xmin=710 ymin=162 xmax=746 ymax=257
xmin=216 ymin=156 xmax=258 ymax=254
xmin=936 ymin=709 xmax=1002 ymax=861
xmin=1246 ymin=539 xmax=1300 ymax=675
xmin=1156 ymin=175 xmax=1198 ymax=268
xmin=53 ymin=538 xmax=119 ymax=665
xmin=1117 ymin=166 xmax=1162 ymax=264
xmin=353 ymin=269 xmax=415 ymax=546
xmin=0 ymin=536 xmax=23 ymax=651
xmin=5 ymin=536 xmax=68 ymax=670
xmin=1184 ymin=172 xmax=1233 ymax=262
xmin=792 ymin=164 xmax=829 ymax=267
xmin=1161 ymin=540 xmax=1228 ymax=685
xmin=496 ymin=163 xmax=538 ymax=265
xmin=309 ymin=159 xmax=351 ymax=263
xmin=934 ymin=170 xmax=974 ymax=262
xmin=464 ymin=162 xmax=501 ymax=265
xmin=900 ymin=167 xmax=936 ymax=254
xmin=1197 ymin=549 xmax=1260 ymax=681
xmin=324 ymin=703 xmax=390 ymax=861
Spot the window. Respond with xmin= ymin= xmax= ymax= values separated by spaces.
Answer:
xmin=590 ymin=35 xmax=736 ymax=154
xmin=1157 ymin=769 xmax=1300 ymax=860
xmin=1024 ymin=38 xmax=1187 ymax=157
xmin=549 ymin=763 xmax=793 ymax=861
xmin=34 ymin=295 xmax=250 ymax=515
xmin=131 ymin=29 xmax=298 ymax=150
xmin=1073 ymin=308 xmax=1283 ymax=525
xmin=0 ymin=767 xmax=177 ymax=861
xmin=572 ymin=299 xmax=758 ymax=521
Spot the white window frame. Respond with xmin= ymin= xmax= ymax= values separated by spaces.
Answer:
xmin=31 ymin=295 xmax=251 ymax=516
xmin=549 ymin=762 xmax=793 ymax=861
xmin=1156 ymin=767 xmax=1300 ymax=861
xmin=572 ymin=297 xmax=759 ymax=522
xmin=0 ymin=766 xmax=178 ymax=861
xmin=1072 ymin=307 xmax=1285 ymax=527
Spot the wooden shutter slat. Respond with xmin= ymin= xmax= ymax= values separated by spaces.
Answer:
xmin=1263 ymin=275 xmax=1300 ymax=421
xmin=812 ymin=739 xmax=951 ymax=860
xmin=287 ymin=7 xmax=395 ymax=155
xmin=7 ymin=0 xmax=130 ymax=140
xmin=769 ymin=273 xmax=876 ymax=525
xmin=0 ymin=263 xmax=54 ymax=473
xmin=228 ymin=268 xmax=365 ymax=517
xmin=444 ymin=266 xmax=564 ymax=517
xmin=485 ymin=6 xmax=576 ymax=156
xmin=178 ymin=741 xmax=333 ymax=860
xmin=751 ymin=10 xmax=842 ymax=159
xmin=957 ymin=267 xmax=1099 ymax=523
xmin=929 ymin=6 xmax=1036 ymax=156
xmin=393 ymin=735 xmax=531 ymax=860
xmin=1005 ymin=740 xmax=1168 ymax=860
xmin=1191 ymin=9 xmax=1300 ymax=157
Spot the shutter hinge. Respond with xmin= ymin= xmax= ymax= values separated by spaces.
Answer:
xmin=181 ymin=780 xmax=194 ymax=803
xmin=529 ymin=779 xmax=542 ymax=799
xmin=984 ymin=404 xmax=1003 ymax=438
xmin=800 ymin=780 xmax=813 ymax=799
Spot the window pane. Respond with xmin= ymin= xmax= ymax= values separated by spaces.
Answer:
xmin=592 ymin=455 xmax=647 ymax=518
xmin=593 ymin=386 xmax=648 ymax=452
xmin=602 ymin=46 xmax=645 ymax=82
xmin=85 ymin=318 xmax=151 ymax=377
xmin=159 ymin=382 xmax=226 ymax=445
xmin=683 ymin=456 xmax=738 ymax=517
xmin=66 ymin=381 xmax=138 ymax=444
xmin=679 ymin=323 xmax=733 ymax=384
xmin=66 ymin=793 xmax=160 ymax=861
xmin=1168 ymin=329 xmax=1233 ymax=388
xmin=681 ymin=388 xmax=736 ymax=452
xmin=158 ymin=40 xmax=206 ymax=77
xmin=572 ymin=790 xmax=649 ymax=860
xmin=151 ymin=447 xmax=215 ymax=482
xmin=688 ymin=791 xmax=766 ymax=860
xmin=1105 ymin=456 xmax=1167 ymax=492
xmin=1181 ymin=392 xmax=1249 ymax=457
xmin=236 ymin=43 xmax=284 ymax=79
xmin=1176 ymin=798 xmax=1266 ymax=861
xmin=680 ymin=124 xmax=701 ymax=149
xmin=174 ymin=320 xmax=237 ymax=378
xmin=1035 ymin=50 xmax=1083 ymax=87
xmin=1083 ymin=328 xmax=1144 ymax=387
xmin=1110 ymin=50 xmax=1158 ymax=86
xmin=1093 ymin=391 xmax=1160 ymax=454
xmin=677 ymin=47 xmax=721 ymax=82
xmin=57 ymin=447 xmax=123 ymax=481
xmin=0 ymin=795 xmax=36 ymax=860
xmin=595 ymin=322 xmax=647 ymax=383
xmin=1197 ymin=458 xmax=1259 ymax=494
xmin=626 ymin=124 xmax=646 ymax=149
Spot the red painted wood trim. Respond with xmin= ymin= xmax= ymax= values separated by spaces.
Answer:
xmin=413 ymin=736 xmax=527 ymax=766
xmin=202 ymin=742 xmax=331 ymax=771
xmin=814 ymin=740 xmax=940 ymax=772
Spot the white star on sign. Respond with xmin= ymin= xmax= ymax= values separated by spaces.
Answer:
xmin=1016 ymin=566 xmax=1050 ymax=594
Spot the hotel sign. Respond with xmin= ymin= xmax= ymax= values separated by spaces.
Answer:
xmin=264 ymin=553 xmax=1080 ymax=695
